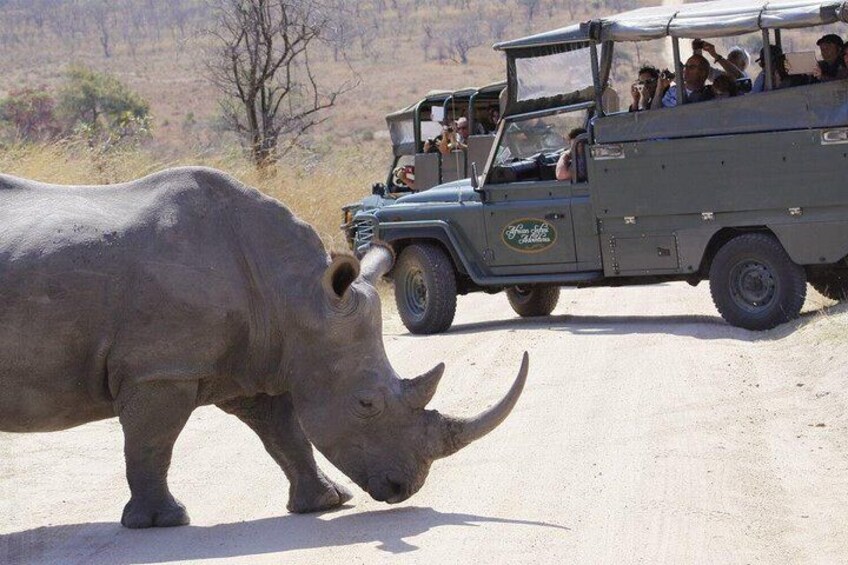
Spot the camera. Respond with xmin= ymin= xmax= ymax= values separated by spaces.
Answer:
xmin=692 ymin=39 xmax=705 ymax=51
xmin=444 ymin=126 xmax=454 ymax=134
xmin=661 ymin=68 xmax=675 ymax=81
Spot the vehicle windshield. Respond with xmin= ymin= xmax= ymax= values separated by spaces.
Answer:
xmin=493 ymin=110 xmax=587 ymax=166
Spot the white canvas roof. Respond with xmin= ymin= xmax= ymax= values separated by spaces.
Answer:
xmin=494 ymin=0 xmax=848 ymax=49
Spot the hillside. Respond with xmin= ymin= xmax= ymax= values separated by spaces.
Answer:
xmin=0 ymin=0 xmax=643 ymax=155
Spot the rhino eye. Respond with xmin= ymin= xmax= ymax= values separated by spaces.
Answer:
xmin=352 ymin=390 xmax=385 ymax=419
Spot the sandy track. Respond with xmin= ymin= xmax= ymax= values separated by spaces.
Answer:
xmin=2 ymin=282 xmax=847 ymax=564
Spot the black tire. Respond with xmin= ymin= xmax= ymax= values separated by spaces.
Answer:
xmin=709 ymin=233 xmax=806 ymax=331
xmin=809 ymin=269 xmax=848 ymax=301
xmin=506 ymin=285 xmax=560 ymax=317
xmin=394 ymin=243 xmax=457 ymax=334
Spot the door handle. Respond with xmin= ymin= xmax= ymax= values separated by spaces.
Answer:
xmin=545 ymin=212 xmax=565 ymax=220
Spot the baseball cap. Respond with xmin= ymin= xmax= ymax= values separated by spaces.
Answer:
xmin=817 ymin=34 xmax=844 ymax=48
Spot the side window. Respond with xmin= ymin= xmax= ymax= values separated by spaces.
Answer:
xmin=572 ymin=137 xmax=589 ymax=184
xmin=488 ymin=110 xmax=587 ymax=185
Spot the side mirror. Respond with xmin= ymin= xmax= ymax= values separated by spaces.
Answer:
xmin=470 ymin=162 xmax=481 ymax=192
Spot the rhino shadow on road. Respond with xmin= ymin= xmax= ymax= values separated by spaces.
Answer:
xmin=0 ymin=506 xmax=569 ymax=564
xmin=439 ymin=308 xmax=834 ymax=341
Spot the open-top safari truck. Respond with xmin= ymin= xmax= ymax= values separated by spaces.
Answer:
xmin=346 ymin=0 xmax=848 ymax=334
xmin=342 ymin=83 xmax=504 ymax=252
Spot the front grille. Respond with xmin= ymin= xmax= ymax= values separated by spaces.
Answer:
xmin=354 ymin=218 xmax=376 ymax=255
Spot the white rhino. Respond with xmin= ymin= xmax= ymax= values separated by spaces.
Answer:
xmin=0 ymin=167 xmax=527 ymax=528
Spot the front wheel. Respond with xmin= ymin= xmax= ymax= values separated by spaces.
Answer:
xmin=709 ymin=233 xmax=806 ymax=331
xmin=394 ymin=243 xmax=457 ymax=334
xmin=506 ymin=285 xmax=560 ymax=317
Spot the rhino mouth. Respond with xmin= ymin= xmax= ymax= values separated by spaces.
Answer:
xmin=367 ymin=473 xmax=413 ymax=504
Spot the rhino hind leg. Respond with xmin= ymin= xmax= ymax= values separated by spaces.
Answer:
xmin=217 ymin=393 xmax=353 ymax=513
xmin=116 ymin=380 xmax=197 ymax=528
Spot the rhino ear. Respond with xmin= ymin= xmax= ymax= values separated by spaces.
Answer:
xmin=323 ymin=253 xmax=361 ymax=301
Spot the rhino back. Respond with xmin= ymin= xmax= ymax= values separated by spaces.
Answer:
xmin=0 ymin=167 xmax=328 ymax=432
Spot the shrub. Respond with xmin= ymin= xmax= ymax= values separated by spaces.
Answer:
xmin=58 ymin=66 xmax=152 ymax=148
xmin=0 ymin=87 xmax=61 ymax=141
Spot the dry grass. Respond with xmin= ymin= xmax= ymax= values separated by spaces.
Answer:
xmin=0 ymin=140 xmax=386 ymax=253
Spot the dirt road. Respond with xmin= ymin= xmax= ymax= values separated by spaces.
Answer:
xmin=2 ymin=283 xmax=847 ymax=564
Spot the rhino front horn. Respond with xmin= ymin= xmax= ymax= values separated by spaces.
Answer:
xmin=434 ymin=352 xmax=529 ymax=458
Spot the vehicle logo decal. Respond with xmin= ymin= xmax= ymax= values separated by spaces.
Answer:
xmin=501 ymin=218 xmax=557 ymax=253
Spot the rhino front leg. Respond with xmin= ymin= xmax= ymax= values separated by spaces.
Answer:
xmin=116 ymin=380 xmax=197 ymax=528
xmin=217 ymin=393 xmax=353 ymax=513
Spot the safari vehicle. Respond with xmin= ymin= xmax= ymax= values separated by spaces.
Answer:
xmin=342 ymin=83 xmax=504 ymax=252
xmin=347 ymin=0 xmax=848 ymax=334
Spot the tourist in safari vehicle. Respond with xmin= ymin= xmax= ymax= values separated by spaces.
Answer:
xmin=342 ymin=82 xmax=504 ymax=249
xmin=345 ymin=0 xmax=848 ymax=334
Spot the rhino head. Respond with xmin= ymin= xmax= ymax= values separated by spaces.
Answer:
xmin=290 ymin=244 xmax=528 ymax=503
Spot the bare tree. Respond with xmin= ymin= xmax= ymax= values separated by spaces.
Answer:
xmin=446 ymin=16 xmax=483 ymax=65
xmin=518 ymin=0 xmax=541 ymax=23
xmin=206 ymin=0 xmax=358 ymax=166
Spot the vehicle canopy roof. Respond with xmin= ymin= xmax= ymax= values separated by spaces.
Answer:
xmin=492 ymin=0 xmax=848 ymax=117
xmin=385 ymin=82 xmax=505 ymax=157
xmin=494 ymin=0 xmax=848 ymax=49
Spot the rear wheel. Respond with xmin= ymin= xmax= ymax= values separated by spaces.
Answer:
xmin=394 ymin=243 xmax=457 ymax=334
xmin=506 ymin=285 xmax=560 ymax=317
xmin=709 ymin=233 xmax=806 ymax=330
xmin=809 ymin=269 xmax=848 ymax=301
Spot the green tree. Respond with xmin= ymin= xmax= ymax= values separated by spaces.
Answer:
xmin=58 ymin=66 xmax=152 ymax=146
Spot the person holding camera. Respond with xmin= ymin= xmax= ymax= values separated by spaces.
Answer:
xmin=424 ymin=126 xmax=452 ymax=156
xmin=660 ymin=54 xmax=715 ymax=107
xmin=629 ymin=65 xmax=662 ymax=112
xmin=693 ymin=39 xmax=749 ymax=80
xmin=424 ymin=118 xmax=469 ymax=156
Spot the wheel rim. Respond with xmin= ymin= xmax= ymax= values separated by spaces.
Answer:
xmin=729 ymin=259 xmax=778 ymax=313
xmin=512 ymin=286 xmax=532 ymax=299
xmin=403 ymin=267 xmax=428 ymax=319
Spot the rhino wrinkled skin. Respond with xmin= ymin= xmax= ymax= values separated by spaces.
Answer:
xmin=0 ymin=167 xmax=528 ymax=528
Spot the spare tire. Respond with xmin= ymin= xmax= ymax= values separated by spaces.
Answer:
xmin=506 ymin=285 xmax=560 ymax=318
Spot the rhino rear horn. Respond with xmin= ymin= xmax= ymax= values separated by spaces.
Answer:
xmin=323 ymin=253 xmax=360 ymax=301
xmin=403 ymin=363 xmax=445 ymax=409
xmin=360 ymin=243 xmax=395 ymax=286
xmin=434 ymin=352 xmax=529 ymax=458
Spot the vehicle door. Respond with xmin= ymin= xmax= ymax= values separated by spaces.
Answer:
xmin=481 ymin=108 xmax=588 ymax=274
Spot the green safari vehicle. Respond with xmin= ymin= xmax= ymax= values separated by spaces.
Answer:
xmin=345 ymin=0 xmax=848 ymax=334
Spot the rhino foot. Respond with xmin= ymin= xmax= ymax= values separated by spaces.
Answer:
xmin=121 ymin=496 xmax=190 ymax=528
xmin=287 ymin=478 xmax=353 ymax=514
